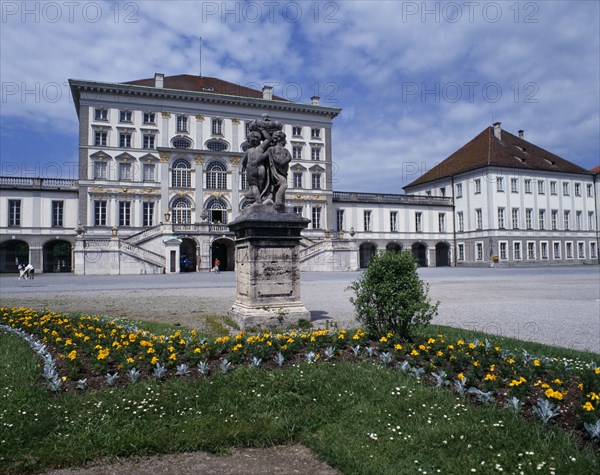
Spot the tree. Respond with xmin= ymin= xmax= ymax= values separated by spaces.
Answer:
xmin=349 ymin=251 xmax=439 ymax=339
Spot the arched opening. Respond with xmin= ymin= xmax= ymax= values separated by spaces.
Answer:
xmin=172 ymin=197 xmax=192 ymax=224
xmin=205 ymin=197 xmax=228 ymax=224
xmin=206 ymin=161 xmax=227 ymax=190
xmin=180 ymin=238 xmax=197 ymax=272
xmin=0 ymin=240 xmax=29 ymax=273
xmin=211 ymin=238 xmax=235 ymax=271
xmin=412 ymin=243 xmax=428 ymax=267
xmin=43 ymin=240 xmax=72 ymax=273
xmin=386 ymin=242 xmax=402 ymax=253
xmin=171 ymin=158 xmax=191 ymax=187
xmin=359 ymin=242 xmax=377 ymax=268
xmin=435 ymin=242 xmax=450 ymax=267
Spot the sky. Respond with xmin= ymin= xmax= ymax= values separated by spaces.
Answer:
xmin=1 ymin=0 xmax=599 ymax=193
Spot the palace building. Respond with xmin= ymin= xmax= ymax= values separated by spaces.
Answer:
xmin=0 ymin=74 xmax=598 ymax=273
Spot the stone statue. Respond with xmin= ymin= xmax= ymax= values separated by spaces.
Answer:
xmin=241 ymin=114 xmax=291 ymax=210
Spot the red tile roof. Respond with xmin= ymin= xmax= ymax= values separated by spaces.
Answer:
xmin=405 ymin=126 xmax=590 ymax=188
xmin=124 ymin=74 xmax=288 ymax=101
xmin=591 ymin=165 xmax=600 ymax=173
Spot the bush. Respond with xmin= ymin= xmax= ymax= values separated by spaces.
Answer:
xmin=349 ymin=251 xmax=439 ymax=339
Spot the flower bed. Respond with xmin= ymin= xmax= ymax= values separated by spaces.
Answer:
xmin=1 ymin=306 xmax=599 ymax=446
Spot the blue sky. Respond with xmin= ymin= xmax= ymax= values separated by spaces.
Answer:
xmin=1 ymin=0 xmax=598 ymax=193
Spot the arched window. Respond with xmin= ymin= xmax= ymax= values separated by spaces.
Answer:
xmin=172 ymin=137 xmax=192 ymax=149
xmin=205 ymin=139 xmax=229 ymax=152
xmin=206 ymin=198 xmax=228 ymax=224
xmin=206 ymin=161 xmax=227 ymax=189
xmin=172 ymin=159 xmax=191 ymax=188
xmin=240 ymin=141 xmax=250 ymax=152
xmin=172 ymin=197 xmax=192 ymax=224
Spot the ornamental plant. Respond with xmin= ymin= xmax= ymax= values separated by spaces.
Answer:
xmin=349 ymin=251 xmax=439 ymax=339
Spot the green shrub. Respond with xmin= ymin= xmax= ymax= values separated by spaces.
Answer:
xmin=349 ymin=251 xmax=439 ymax=339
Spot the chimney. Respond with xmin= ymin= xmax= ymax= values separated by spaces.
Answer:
xmin=154 ymin=73 xmax=164 ymax=88
xmin=518 ymin=129 xmax=524 ymax=139
xmin=311 ymin=96 xmax=320 ymax=105
xmin=492 ymin=122 xmax=502 ymax=140
xmin=262 ymin=85 xmax=273 ymax=100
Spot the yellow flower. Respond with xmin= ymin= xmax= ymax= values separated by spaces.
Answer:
xmin=473 ymin=361 xmax=480 ymax=367
xmin=507 ymin=358 xmax=515 ymax=365
xmin=484 ymin=373 xmax=496 ymax=381
xmin=427 ymin=338 xmax=436 ymax=344
xmin=544 ymin=388 xmax=563 ymax=400
xmin=489 ymin=364 xmax=495 ymax=372
xmin=380 ymin=336 xmax=388 ymax=343
xmin=411 ymin=349 xmax=419 ymax=356
xmin=509 ymin=377 xmax=526 ymax=387
xmin=447 ymin=345 xmax=454 ymax=350
xmin=533 ymin=359 xmax=541 ymax=367
xmin=147 ymin=348 xmax=155 ymax=354
xmin=582 ymin=401 xmax=595 ymax=411
xmin=553 ymin=378 xmax=562 ymax=385
xmin=97 ymin=348 xmax=110 ymax=360
xmin=418 ymin=344 xmax=426 ymax=351
xmin=595 ymin=367 xmax=600 ymax=375
xmin=126 ymin=357 xmax=135 ymax=364
xmin=194 ymin=348 xmax=202 ymax=354
xmin=588 ymin=392 xmax=600 ymax=401
xmin=457 ymin=340 xmax=464 ymax=346
xmin=67 ymin=350 xmax=77 ymax=361
xmin=151 ymin=356 xmax=159 ymax=365
xmin=436 ymin=350 xmax=444 ymax=357
xmin=457 ymin=373 xmax=465 ymax=381
xmin=578 ymin=383 xmax=584 ymax=390
xmin=169 ymin=353 xmax=177 ymax=361
xmin=394 ymin=344 xmax=403 ymax=350
xmin=468 ymin=343 xmax=476 ymax=349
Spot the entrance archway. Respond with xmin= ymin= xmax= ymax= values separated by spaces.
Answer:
xmin=435 ymin=242 xmax=450 ymax=267
xmin=180 ymin=238 xmax=197 ymax=272
xmin=0 ymin=240 xmax=29 ymax=273
xmin=412 ymin=243 xmax=428 ymax=267
xmin=211 ymin=238 xmax=235 ymax=271
xmin=43 ymin=240 xmax=72 ymax=273
xmin=386 ymin=242 xmax=402 ymax=253
xmin=359 ymin=242 xmax=377 ymax=268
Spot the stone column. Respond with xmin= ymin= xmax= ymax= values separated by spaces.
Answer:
xmin=228 ymin=205 xmax=310 ymax=328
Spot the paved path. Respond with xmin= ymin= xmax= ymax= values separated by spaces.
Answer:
xmin=1 ymin=266 xmax=598 ymax=353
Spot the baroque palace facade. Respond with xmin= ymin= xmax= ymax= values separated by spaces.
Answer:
xmin=0 ymin=74 xmax=598 ymax=274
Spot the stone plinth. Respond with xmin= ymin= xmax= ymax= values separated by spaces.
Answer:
xmin=228 ymin=204 xmax=310 ymax=328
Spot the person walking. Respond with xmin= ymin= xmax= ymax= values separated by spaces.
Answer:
xmin=213 ymin=258 xmax=220 ymax=274
xmin=23 ymin=263 xmax=34 ymax=279
xmin=17 ymin=263 xmax=26 ymax=280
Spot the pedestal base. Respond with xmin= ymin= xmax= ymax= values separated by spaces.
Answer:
xmin=228 ymin=302 xmax=311 ymax=329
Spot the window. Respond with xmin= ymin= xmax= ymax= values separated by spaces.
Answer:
xmin=553 ymin=242 xmax=561 ymax=259
xmin=240 ymin=171 xmax=248 ymax=190
xmin=551 ymin=210 xmax=558 ymax=230
xmin=426 ymin=190 xmax=431 ymax=196
xmin=311 ymin=173 xmax=321 ymax=190
xmin=293 ymin=206 xmax=303 ymax=216
xmin=119 ymin=162 xmax=132 ymax=181
xmin=512 ymin=208 xmax=519 ymax=229
xmin=589 ymin=212 xmax=595 ymax=231
xmin=172 ymin=197 xmax=192 ymax=224
xmin=364 ymin=210 xmax=372 ymax=231
xmin=511 ymin=178 xmax=519 ymax=193
xmin=172 ymin=159 xmax=191 ymax=188
xmin=207 ymin=198 xmax=228 ymax=224
xmin=292 ymin=146 xmax=302 ymax=160
xmin=311 ymin=147 xmax=321 ymax=161
xmin=577 ymin=242 xmax=585 ymax=259
xmin=438 ymin=213 xmax=445 ymax=232
xmin=336 ymin=210 xmax=345 ymax=231
xmin=527 ymin=242 xmax=536 ymax=260
xmin=293 ymin=172 xmax=303 ymax=188
xmin=455 ymin=183 xmax=462 ymax=198
xmin=94 ymin=131 xmax=107 ymax=146
xmin=52 ymin=201 xmax=63 ymax=227
xmin=537 ymin=180 xmax=545 ymax=194
xmin=587 ymin=183 xmax=593 ymax=197
xmin=474 ymin=179 xmax=481 ymax=194
xmin=513 ymin=241 xmax=522 ymax=260
xmin=497 ymin=207 xmax=505 ymax=229
xmin=564 ymin=210 xmax=570 ymax=230
xmin=526 ymin=208 xmax=533 ymax=229
xmin=499 ymin=242 xmax=508 ymax=260
xmin=94 ymin=201 xmax=107 ymax=226
xmin=457 ymin=243 xmax=464 ymax=261
xmin=172 ymin=137 xmax=192 ymax=149
xmin=206 ymin=161 xmax=227 ymax=189
xmin=176 ymin=115 xmax=188 ymax=133
xmin=292 ymin=126 xmax=302 ymax=136
xmin=143 ymin=112 xmax=156 ymax=124
xmin=539 ymin=209 xmax=546 ymax=230
xmin=390 ymin=211 xmax=398 ymax=232
xmin=206 ymin=140 xmax=228 ymax=152
xmin=415 ymin=212 xmax=423 ymax=232
xmin=94 ymin=161 xmax=107 ymax=179
xmin=496 ymin=177 xmax=504 ymax=192
xmin=475 ymin=208 xmax=482 ymax=229
xmin=119 ymin=132 xmax=132 ymax=148
xmin=550 ymin=181 xmax=557 ymax=195
xmin=8 ymin=200 xmax=21 ymax=226
xmin=540 ymin=242 xmax=548 ymax=260
xmin=576 ymin=211 xmax=582 ymax=230
xmin=457 ymin=211 xmax=464 ymax=232
xmin=562 ymin=182 xmax=570 ymax=196
xmin=311 ymin=127 xmax=320 ymax=139
xmin=590 ymin=242 xmax=598 ymax=259
xmin=476 ymin=242 xmax=483 ymax=261
xmin=119 ymin=110 xmax=132 ymax=122
xmin=143 ymin=134 xmax=155 ymax=149
xmin=143 ymin=202 xmax=154 ymax=227
xmin=94 ymin=108 xmax=108 ymax=121
xmin=211 ymin=118 xmax=223 ymax=135
xmin=119 ymin=201 xmax=131 ymax=226
xmin=524 ymin=179 xmax=532 ymax=193
xmin=312 ymin=207 xmax=321 ymax=229
xmin=143 ymin=163 xmax=155 ymax=182
xmin=440 ymin=187 xmax=446 ymax=197
xmin=574 ymin=183 xmax=581 ymax=197
xmin=565 ymin=242 xmax=573 ymax=259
